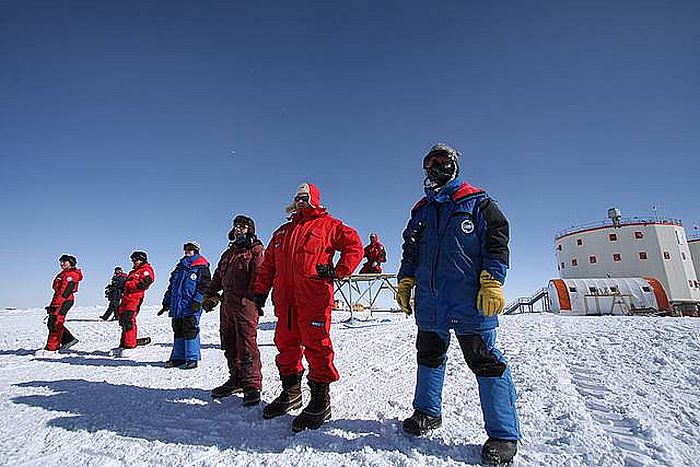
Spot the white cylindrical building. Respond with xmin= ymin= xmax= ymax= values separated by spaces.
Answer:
xmin=554 ymin=214 xmax=700 ymax=314
xmin=689 ymin=235 xmax=700 ymax=286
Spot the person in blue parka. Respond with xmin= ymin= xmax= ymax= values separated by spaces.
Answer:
xmin=159 ymin=241 xmax=212 ymax=369
xmin=396 ymin=143 xmax=520 ymax=466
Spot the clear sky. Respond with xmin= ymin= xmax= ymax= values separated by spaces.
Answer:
xmin=1 ymin=0 xmax=699 ymax=308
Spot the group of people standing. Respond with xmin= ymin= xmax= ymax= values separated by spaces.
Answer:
xmin=41 ymin=143 xmax=520 ymax=465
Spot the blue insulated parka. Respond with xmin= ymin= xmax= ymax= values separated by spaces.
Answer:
xmin=398 ymin=179 xmax=510 ymax=333
xmin=163 ymin=254 xmax=212 ymax=318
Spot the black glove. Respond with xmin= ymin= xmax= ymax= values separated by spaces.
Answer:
xmin=190 ymin=301 xmax=201 ymax=312
xmin=202 ymin=294 xmax=220 ymax=312
xmin=157 ymin=304 xmax=169 ymax=316
xmin=136 ymin=276 xmax=153 ymax=291
xmin=315 ymin=263 xmax=338 ymax=279
xmin=254 ymin=293 xmax=268 ymax=316
xmin=45 ymin=306 xmax=56 ymax=314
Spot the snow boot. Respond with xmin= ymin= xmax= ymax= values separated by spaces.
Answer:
xmin=263 ymin=372 xmax=304 ymax=420
xmin=136 ymin=337 xmax=151 ymax=346
xmin=59 ymin=338 xmax=79 ymax=353
xmin=403 ymin=410 xmax=442 ymax=436
xmin=243 ymin=388 xmax=261 ymax=406
xmin=164 ymin=359 xmax=185 ymax=368
xmin=291 ymin=380 xmax=331 ymax=432
xmin=211 ymin=377 xmax=244 ymax=398
xmin=481 ymin=438 xmax=517 ymax=466
xmin=181 ymin=360 xmax=198 ymax=370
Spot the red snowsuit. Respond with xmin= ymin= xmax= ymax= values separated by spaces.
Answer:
xmin=359 ymin=236 xmax=387 ymax=274
xmin=209 ymin=240 xmax=265 ymax=390
xmin=118 ymin=262 xmax=155 ymax=348
xmin=254 ymin=184 xmax=363 ymax=383
xmin=45 ymin=267 xmax=83 ymax=351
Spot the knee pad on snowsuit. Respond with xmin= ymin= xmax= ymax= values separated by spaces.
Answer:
xmin=457 ymin=334 xmax=506 ymax=377
xmin=120 ymin=310 xmax=135 ymax=331
xmin=416 ymin=331 xmax=448 ymax=368
xmin=47 ymin=314 xmax=58 ymax=332
xmin=58 ymin=300 xmax=73 ymax=315
xmin=173 ymin=316 xmax=198 ymax=339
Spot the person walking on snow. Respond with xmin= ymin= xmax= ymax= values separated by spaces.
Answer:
xmin=159 ymin=241 xmax=211 ymax=370
xmin=396 ymin=143 xmax=520 ymax=466
xmin=101 ymin=266 xmax=127 ymax=321
xmin=113 ymin=250 xmax=155 ymax=356
xmin=253 ymin=182 xmax=364 ymax=432
xmin=42 ymin=254 xmax=83 ymax=353
xmin=203 ymin=215 xmax=264 ymax=405
xmin=359 ymin=232 xmax=387 ymax=274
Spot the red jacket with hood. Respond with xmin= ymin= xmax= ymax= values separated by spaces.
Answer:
xmin=49 ymin=267 xmax=83 ymax=313
xmin=254 ymin=183 xmax=363 ymax=311
xmin=120 ymin=262 xmax=155 ymax=311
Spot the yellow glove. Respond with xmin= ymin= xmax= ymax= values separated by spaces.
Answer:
xmin=477 ymin=271 xmax=505 ymax=316
xmin=396 ymin=277 xmax=416 ymax=315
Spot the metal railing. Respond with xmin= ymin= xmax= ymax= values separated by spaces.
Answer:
xmin=503 ymin=287 xmax=549 ymax=315
xmin=555 ymin=216 xmax=683 ymax=240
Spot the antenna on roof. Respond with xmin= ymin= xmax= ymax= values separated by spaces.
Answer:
xmin=608 ymin=207 xmax=622 ymax=228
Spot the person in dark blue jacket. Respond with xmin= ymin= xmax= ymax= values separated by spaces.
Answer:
xmin=159 ymin=241 xmax=212 ymax=369
xmin=396 ymin=143 xmax=520 ymax=466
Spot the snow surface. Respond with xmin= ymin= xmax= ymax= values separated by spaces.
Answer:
xmin=1 ymin=306 xmax=699 ymax=466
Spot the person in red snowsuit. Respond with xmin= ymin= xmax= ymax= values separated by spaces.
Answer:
xmin=359 ymin=233 xmax=387 ymax=274
xmin=44 ymin=254 xmax=83 ymax=352
xmin=204 ymin=215 xmax=265 ymax=405
xmin=254 ymin=182 xmax=363 ymax=432
xmin=117 ymin=250 xmax=155 ymax=350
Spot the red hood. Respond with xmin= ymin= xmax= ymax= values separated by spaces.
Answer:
xmin=68 ymin=267 xmax=83 ymax=281
xmin=286 ymin=182 xmax=324 ymax=215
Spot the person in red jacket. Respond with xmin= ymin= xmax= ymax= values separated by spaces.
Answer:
xmin=203 ymin=215 xmax=265 ymax=405
xmin=113 ymin=250 xmax=155 ymax=355
xmin=359 ymin=232 xmax=387 ymax=274
xmin=253 ymin=182 xmax=363 ymax=432
xmin=43 ymin=254 xmax=83 ymax=352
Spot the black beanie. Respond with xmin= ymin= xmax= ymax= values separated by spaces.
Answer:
xmin=59 ymin=254 xmax=77 ymax=267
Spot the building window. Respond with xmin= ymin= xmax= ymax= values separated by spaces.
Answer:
xmin=589 ymin=255 xmax=597 ymax=264
xmin=572 ymin=258 xmax=578 ymax=266
xmin=663 ymin=251 xmax=671 ymax=260
xmin=589 ymin=287 xmax=598 ymax=293
xmin=576 ymin=239 xmax=583 ymax=246
xmin=695 ymin=281 xmax=700 ymax=288
xmin=568 ymin=287 xmax=577 ymax=292
xmin=560 ymin=262 xmax=565 ymax=269
xmin=639 ymin=252 xmax=648 ymax=260
xmin=557 ymin=244 xmax=562 ymax=251
xmin=682 ymin=252 xmax=687 ymax=260
xmin=609 ymin=233 xmax=618 ymax=241
xmin=641 ymin=286 xmax=652 ymax=293
xmin=634 ymin=231 xmax=644 ymax=239
xmin=690 ymin=280 xmax=694 ymax=288
xmin=613 ymin=253 xmax=622 ymax=262
xmin=610 ymin=286 xmax=619 ymax=293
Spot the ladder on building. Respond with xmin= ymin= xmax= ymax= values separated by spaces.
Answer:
xmin=503 ymin=287 xmax=549 ymax=315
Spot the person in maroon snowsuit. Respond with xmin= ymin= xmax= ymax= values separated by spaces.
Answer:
xmin=44 ymin=254 xmax=83 ymax=352
xmin=203 ymin=215 xmax=265 ymax=406
xmin=253 ymin=182 xmax=363 ymax=432
xmin=115 ymin=250 xmax=155 ymax=352
xmin=359 ymin=233 xmax=387 ymax=274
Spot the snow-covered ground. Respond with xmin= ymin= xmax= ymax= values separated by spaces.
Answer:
xmin=1 ymin=306 xmax=699 ymax=466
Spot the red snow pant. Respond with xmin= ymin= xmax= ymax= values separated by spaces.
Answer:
xmin=45 ymin=301 xmax=75 ymax=351
xmin=117 ymin=305 xmax=140 ymax=348
xmin=220 ymin=296 xmax=262 ymax=390
xmin=274 ymin=303 xmax=339 ymax=383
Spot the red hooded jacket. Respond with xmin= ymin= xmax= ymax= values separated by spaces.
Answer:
xmin=120 ymin=262 xmax=155 ymax=311
xmin=254 ymin=184 xmax=363 ymax=311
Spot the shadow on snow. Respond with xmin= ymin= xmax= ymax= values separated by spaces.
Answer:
xmin=12 ymin=378 xmax=480 ymax=461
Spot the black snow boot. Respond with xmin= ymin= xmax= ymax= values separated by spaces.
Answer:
xmin=291 ymin=380 xmax=331 ymax=432
xmin=211 ymin=377 xmax=244 ymax=398
xmin=402 ymin=410 xmax=442 ymax=436
xmin=181 ymin=360 xmax=198 ymax=370
xmin=136 ymin=337 xmax=151 ymax=346
xmin=242 ymin=388 xmax=261 ymax=406
xmin=481 ymin=438 xmax=517 ymax=466
xmin=263 ymin=372 xmax=304 ymax=420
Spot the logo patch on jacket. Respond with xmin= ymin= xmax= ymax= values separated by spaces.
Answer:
xmin=461 ymin=218 xmax=475 ymax=234
xmin=310 ymin=320 xmax=325 ymax=328
xmin=190 ymin=273 xmax=197 ymax=280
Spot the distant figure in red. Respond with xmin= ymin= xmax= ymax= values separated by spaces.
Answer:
xmin=115 ymin=250 xmax=155 ymax=354
xmin=44 ymin=254 xmax=83 ymax=352
xmin=359 ymin=233 xmax=387 ymax=274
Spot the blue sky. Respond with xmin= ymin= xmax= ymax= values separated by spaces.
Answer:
xmin=1 ymin=0 xmax=698 ymax=308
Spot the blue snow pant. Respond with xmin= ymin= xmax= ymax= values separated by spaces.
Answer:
xmin=413 ymin=329 xmax=520 ymax=440
xmin=170 ymin=313 xmax=201 ymax=362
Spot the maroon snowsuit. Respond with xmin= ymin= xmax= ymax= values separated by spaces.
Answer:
xmin=209 ymin=240 xmax=265 ymax=391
